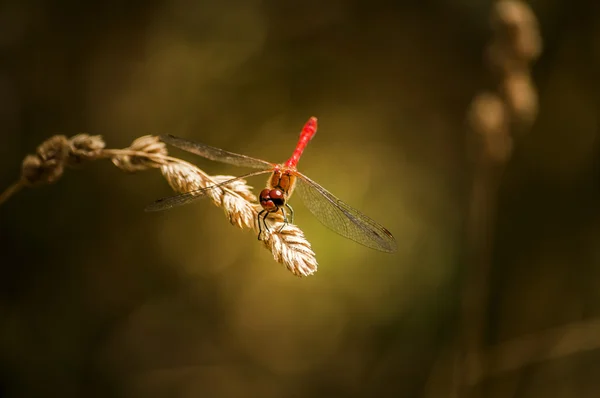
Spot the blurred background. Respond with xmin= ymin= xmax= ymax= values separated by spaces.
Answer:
xmin=0 ymin=0 xmax=599 ymax=397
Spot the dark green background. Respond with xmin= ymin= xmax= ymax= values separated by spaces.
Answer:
xmin=1 ymin=0 xmax=599 ymax=397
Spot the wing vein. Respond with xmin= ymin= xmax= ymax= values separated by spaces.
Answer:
xmin=160 ymin=135 xmax=273 ymax=169
xmin=294 ymin=173 xmax=397 ymax=252
xmin=145 ymin=170 xmax=269 ymax=212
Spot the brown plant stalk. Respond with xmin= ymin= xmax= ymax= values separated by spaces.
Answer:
xmin=456 ymin=0 xmax=542 ymax=396
xmin=0 ymin=134 xmax=318 ymax=277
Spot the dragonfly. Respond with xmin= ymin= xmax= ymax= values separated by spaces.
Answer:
xmin=145 ymin=117 xmax=397 ymax=253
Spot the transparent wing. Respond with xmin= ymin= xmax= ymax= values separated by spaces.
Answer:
xmin=160 ymin=134 xmax=274 ymax=169
xmin=145 ymin=170 xmax=270 ymax=212
xmin=294 ymin=173 xmax=397 ymax=253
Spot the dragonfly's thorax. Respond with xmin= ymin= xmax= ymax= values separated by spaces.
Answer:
xmin=269 ymin=166 xmax=297 ymax=197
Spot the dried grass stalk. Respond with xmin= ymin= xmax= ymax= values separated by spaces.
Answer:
xmin=1 ymin=134 xmax=319 ymax=277
xmin=455 ymin=0 xmax=542 ymax=395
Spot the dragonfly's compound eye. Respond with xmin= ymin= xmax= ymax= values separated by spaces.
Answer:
xmin=261 ymin=199 xmax=275 ymax=210
xmin=269 ymin=189 xmax=285 ymax=207
xmin=259 ymin=189 xmax=270 ymax=201
xmin=259 ymin=189 xmax=276 ymax=210
xmin=269 ymin=189 xmax=283 ymax=200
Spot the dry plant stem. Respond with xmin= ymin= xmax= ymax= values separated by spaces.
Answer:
xmin=0 ymin=181 xmax=24 ymax=206
xmin=100 ymin=149 xmax=182 ymax=165
xmin=459 ymin=156 xmax=505 ymax=391
xmin=0 ymin=134 xmax=318 ymax=277
xmin=455 ymin=1 xmax=542 ymax=396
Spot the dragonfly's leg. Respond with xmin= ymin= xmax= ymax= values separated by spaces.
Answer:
xmin=258 ymin=209 xmax=271 ymax=240
xmin=285 ymin=203 xmax=294 ymax=224
xmin=278 ymin=206 xmax=290 ymax=233
xmin=263 ymin=210 xmax=271 ymax=232
xmin=257 ymin=209 xmax=265 ymax=240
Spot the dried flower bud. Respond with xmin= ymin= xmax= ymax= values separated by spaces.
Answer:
xmin=37 ymin=134 xmax=69 ymax=163
xmin=21 ymin=155 xmax=45 ymax=185
xmin=130 ymin=135 xmax=169 ymax=155
xmin=67 ymin=134 xmax=105 ymax=166
xmin=20 ymin=135 xmax=69 ymax=186
xmin=112 ymin=135 xmax=168 ymax=172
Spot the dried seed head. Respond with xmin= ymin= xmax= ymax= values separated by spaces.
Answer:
xmin=221 ymin=190 xmax=257 ymax=229
xmin=67 ymin=134 xmax=106 ymax=166
xmin=261 ymin=220 xmax=318 ymax=277
xmin=112 ymin=135 xmax=168 ymax=172
xmin=159 ymin=161 xmax=317 ymax=275
xmin=160 ymin=162 xmax=257 ymax=230
xmin=161 ymin=161 xmax=220 ymax=197
xmin=212 ymin=175 xmax=257 ymax=203
xmin=21 ymin=135 xmax=69 ymax=186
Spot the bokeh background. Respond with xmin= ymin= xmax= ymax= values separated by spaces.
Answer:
xmin=0 ymin=0 xmax=599 ymax=397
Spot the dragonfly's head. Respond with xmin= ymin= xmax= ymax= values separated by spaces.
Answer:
xmin=259 ymin=188 xmax=284 ymax=212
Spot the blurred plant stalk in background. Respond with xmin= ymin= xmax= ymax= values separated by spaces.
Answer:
xmin=458 ymin=0 xmax=541 ymax=395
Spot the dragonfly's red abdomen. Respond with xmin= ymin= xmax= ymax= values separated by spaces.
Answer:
xmin=284 ymin=117 xmax=318 ymax=168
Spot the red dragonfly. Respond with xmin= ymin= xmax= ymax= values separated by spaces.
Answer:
xmin=145 ymin=117 xmax=397 ymax=253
